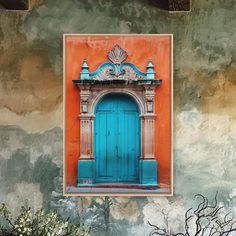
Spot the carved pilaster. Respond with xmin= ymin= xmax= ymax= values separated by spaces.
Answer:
xmin=80 ymin=87 xmax=91 ymax=113
xmin=141 ymin=114 xmax=156 ymax=159
xmin=144 ymin=87 xmax=155 ymax=113
xmin=79 ymin=114 xmax=94 ymax=159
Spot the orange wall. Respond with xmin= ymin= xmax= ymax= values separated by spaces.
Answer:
xmin=65 ymin=35 xmax=172 ymax=188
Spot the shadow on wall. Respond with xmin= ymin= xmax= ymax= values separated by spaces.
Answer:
xmin=0 ymin=0 xmax=29 ymax=10
xmin=0 ymin=0 xmax=190 ymax=11
xmin=149 ymin=0 xmax=190 ymax=11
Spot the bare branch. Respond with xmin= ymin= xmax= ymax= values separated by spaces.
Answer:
xmin=148 ymin=193 xmax=236 ymax=236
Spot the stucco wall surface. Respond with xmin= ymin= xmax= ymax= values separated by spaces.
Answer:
xmin=0 ymin=0 xmax=236 ymax=235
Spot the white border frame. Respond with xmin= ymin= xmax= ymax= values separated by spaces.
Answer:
xmin=63 ymin=34 xmax=173 ymax=197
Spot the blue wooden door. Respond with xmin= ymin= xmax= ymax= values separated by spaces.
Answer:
xmin=94 ymin=93 xmax=140 ymax=183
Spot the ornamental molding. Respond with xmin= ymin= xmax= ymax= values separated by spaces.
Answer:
xmin=73 ymin=44 xmax=162 ymax=114
xmin=77 ymin=44 xmax=159 ymax=81
xmin=107 ymin=44 xmax=128 ymax=65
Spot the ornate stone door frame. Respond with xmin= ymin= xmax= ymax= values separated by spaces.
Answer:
xmin=73 ymin=45 xmax=161 ymax=187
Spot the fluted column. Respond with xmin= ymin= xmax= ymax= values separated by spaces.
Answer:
xmin=79 ymin=114 xmax=94 ymax=159
xmin=141 ymin=114 xmax=156 ymax=159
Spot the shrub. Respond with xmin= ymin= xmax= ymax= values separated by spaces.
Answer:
xmin=0 ymin=203 xmax=90 ymax=236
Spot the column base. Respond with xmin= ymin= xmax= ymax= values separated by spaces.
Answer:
xmin=77 ymin=159 xmax=95 ymax=186
xmin=77 ymin=159 xmax=158 ymax=188
xmin=139 ymin=159 xmax=158 ymax=186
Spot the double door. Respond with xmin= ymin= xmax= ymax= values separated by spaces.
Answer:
xmin=94 ymin=94 xmax=140 ymax=183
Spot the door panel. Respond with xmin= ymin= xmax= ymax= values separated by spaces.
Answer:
xmin=95 ymin=111 xmax=118 ymax=181
xmin=95 ymin=94 xmax=140 ymax=183
xmin=119 ymin=111 xmax=139 ymax=182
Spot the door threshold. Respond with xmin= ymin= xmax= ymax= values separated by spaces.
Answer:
xmin=77 ymin=183 xmax=158 ymax=189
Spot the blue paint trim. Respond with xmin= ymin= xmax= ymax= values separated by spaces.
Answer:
xmin=89 ymin=62 xmax=117 ymax=77
xmin=146 ymin=59 xmax=156 ymax=79
xmin=87 ymin=60 xmax=156 ymax=80
xmin=80 ymin=59 xmax=90 ymax=80
xmin=77 ymin=160 xmax=95 ymax=186
xmin=119 ymin=62 xmax=147 ymax=77
xmin=139 ymin=159 xmax=158 ymax=186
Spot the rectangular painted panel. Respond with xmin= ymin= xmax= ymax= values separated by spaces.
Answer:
xmin=119 ymin=111 xmax=139 ymax=182
xmin=106 ymin=112 xmax=117 ymax=178
xmin=95 ymin=111 xmax=118 ymax=181
xmin=96 ymin=112 xmax=106 ymax=178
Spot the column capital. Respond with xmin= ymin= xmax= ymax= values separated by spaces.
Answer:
xmin=78 ymin=114 xmax=95 ymax=120
xmin=140 ymin=114 xmax=156 ymax=119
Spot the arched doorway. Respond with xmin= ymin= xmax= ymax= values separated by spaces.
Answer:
xmin=94 ymin=93 xmax=140 ymax=183
xmin=73 ymin=44 xmax=160 ymax=189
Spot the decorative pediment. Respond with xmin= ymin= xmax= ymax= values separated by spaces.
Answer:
xmin=78 ymin=45 xmax=158 ymax=81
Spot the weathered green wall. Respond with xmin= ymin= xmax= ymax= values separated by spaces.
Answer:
xmin=0 ymin=0 xmax=236 ymax=235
